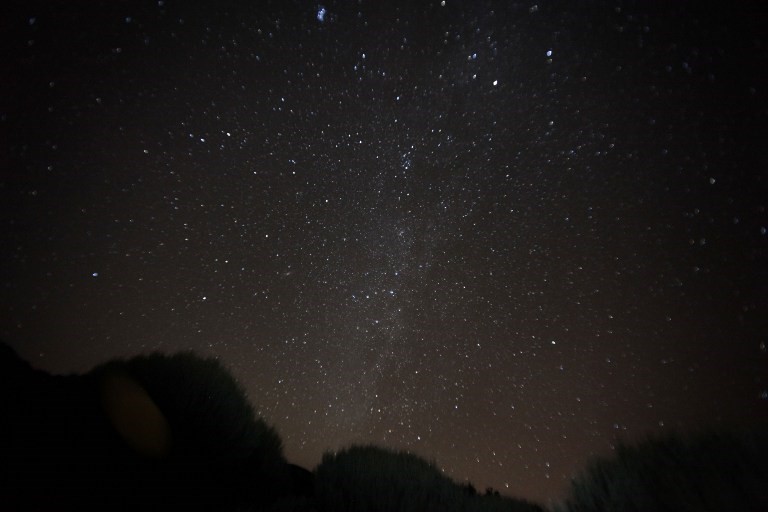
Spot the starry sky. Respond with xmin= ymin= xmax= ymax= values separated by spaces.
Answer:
xmin=1 ymin=0 xmax=767 ymax=505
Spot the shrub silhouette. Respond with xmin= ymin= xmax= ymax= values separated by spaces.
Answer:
xmin=0 ymin=341 xmax=291 ymax=511
xmin=314 ymin=444 xmax=543 ymax=512
xmin=557 ymin=430 xmax=768 ymax=512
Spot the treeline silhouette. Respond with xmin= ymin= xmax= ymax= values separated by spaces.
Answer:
xmin=312 ymin=445 xmax=543 ymax=512
xmin=1 ymin=341 xmax=766 ymax=511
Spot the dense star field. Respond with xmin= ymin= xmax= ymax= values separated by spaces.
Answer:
xmin=1 ymin=0 xmax=767 ymax=505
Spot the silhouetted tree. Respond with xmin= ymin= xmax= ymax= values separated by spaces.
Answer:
xmin=0 ymin=341 xmax=292 ymax=511
xmin=556 ymin=430 xmax=768 ymax=512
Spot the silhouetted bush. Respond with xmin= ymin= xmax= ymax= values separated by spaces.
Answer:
xmin=556 ymin=430 xmax=768 ymax=512
xmin=314 ymin=444 xmax=543 ymax=512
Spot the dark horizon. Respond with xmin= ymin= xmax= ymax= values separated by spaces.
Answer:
xmin=1 ymin=0 xmax=767 ymax=505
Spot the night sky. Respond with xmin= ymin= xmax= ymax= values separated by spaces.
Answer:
xmin=2 ymin=0 xmax=767 ymax=505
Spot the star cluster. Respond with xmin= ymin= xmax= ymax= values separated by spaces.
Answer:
xmin=1 ymin=0 xmax=767 ymax=504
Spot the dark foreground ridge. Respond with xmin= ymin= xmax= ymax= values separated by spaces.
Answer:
xmin=2 ymin=341 xmax=766 ymax=511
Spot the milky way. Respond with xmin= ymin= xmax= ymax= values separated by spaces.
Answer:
xmin=1 ymin=1 xmax=767 ymax=505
